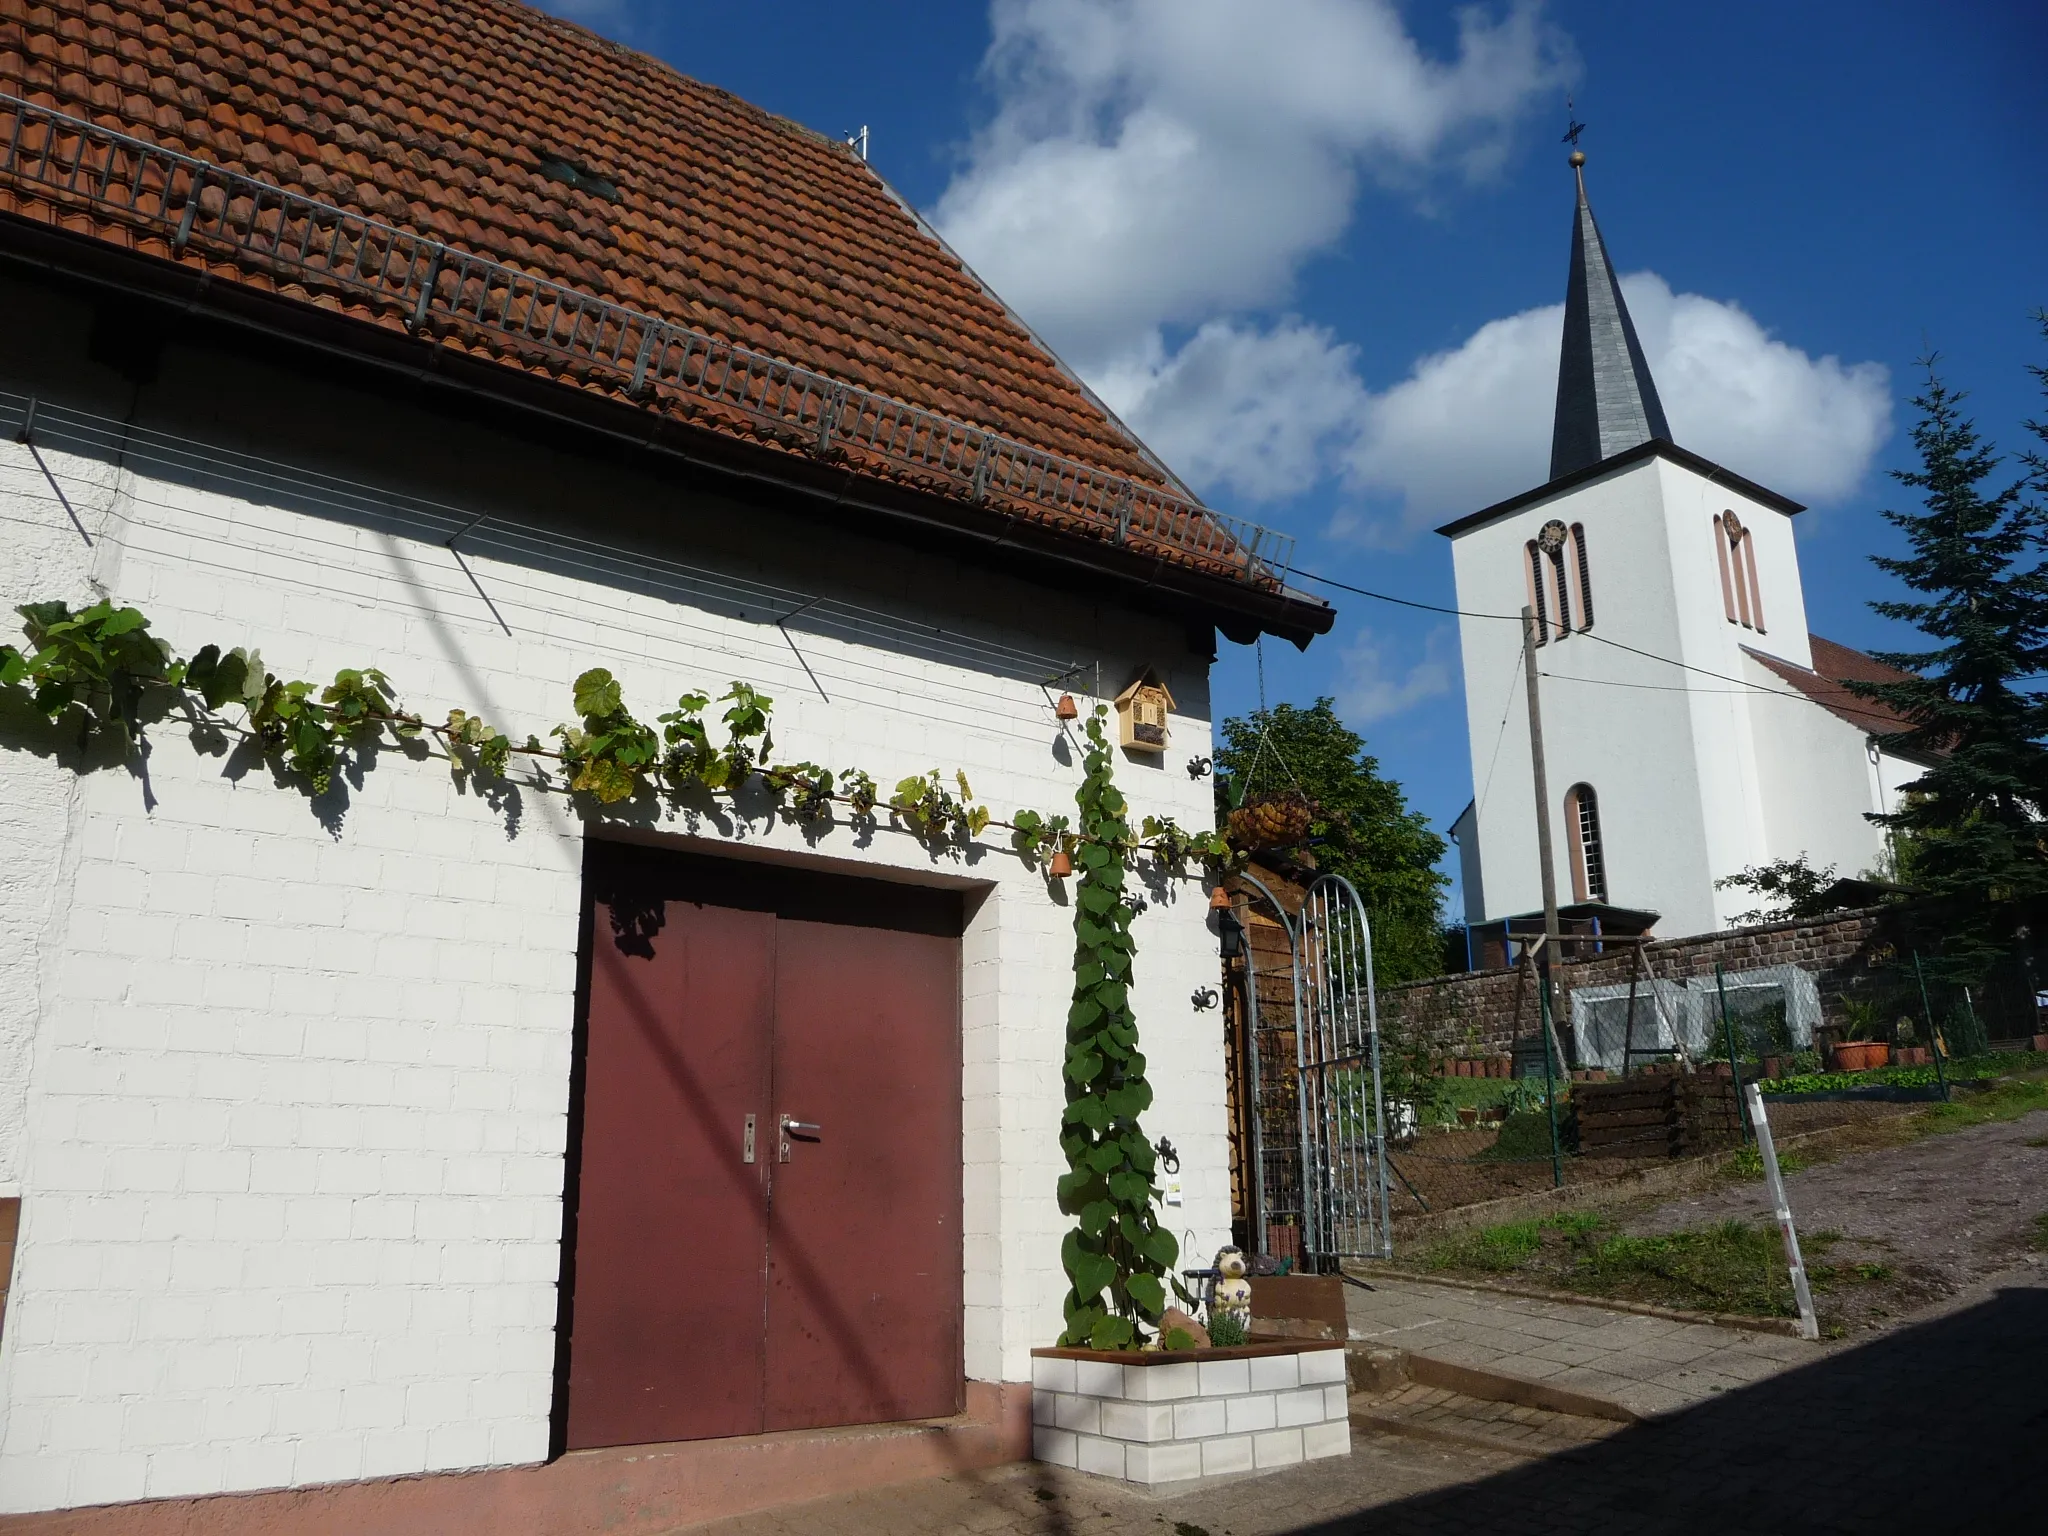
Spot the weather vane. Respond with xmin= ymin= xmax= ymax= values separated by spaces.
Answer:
xmin=1562 ymin=96 xmax=1587 ymax=148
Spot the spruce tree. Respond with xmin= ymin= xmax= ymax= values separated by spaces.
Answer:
xmin=1849 ymin=355 xmax=2048 ymax=976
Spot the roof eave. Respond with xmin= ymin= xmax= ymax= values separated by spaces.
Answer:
xmin=1436 ymin=439 xmax=1806 ymax=540
xmin=0 ymin=214 xmax=1332 ymax=647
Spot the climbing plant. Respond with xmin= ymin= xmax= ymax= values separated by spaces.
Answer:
xmin=0 ymin=597 xmax=1231 ymax=878
xmin=1053 ymin=705 xmax=1178 ymax=1348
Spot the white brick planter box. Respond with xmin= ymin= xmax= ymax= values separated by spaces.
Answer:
xmin=1030 ymin=1341 xmax=1350 ymax=1485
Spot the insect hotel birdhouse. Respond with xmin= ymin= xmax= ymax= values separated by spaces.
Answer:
xmin=1113 ymin=670 xmax=1174 ymax=754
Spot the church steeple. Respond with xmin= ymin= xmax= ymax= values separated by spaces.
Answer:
xmin=1549 ymin=151 xmax=1671 ymax=480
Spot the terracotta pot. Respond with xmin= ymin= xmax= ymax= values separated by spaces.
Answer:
xmin=1456 ymin=1060 xmax=1473 ymax=1078
xmin=1830 ymin=1041 xmax=1890 ymax=1072
xmin=2033 ymin=1034 xmax=2048 ymax=1053
xmin=1047 ymin=849 xmax=1073 ymax=878
xmin=1457 ymin=1106 xmax=1479 ymax=1126
xmin=1492 ymin=1057 xmax=1510 ymax=1078
xmin=1761 ymin=1055 xmax=1789 ymax=1079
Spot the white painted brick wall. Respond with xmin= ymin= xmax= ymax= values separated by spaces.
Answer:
xmin=1030 ymin=1347 xmax=1350 ymax=1485
xmin=0 ymin=344 xmax=1235 ymax=1513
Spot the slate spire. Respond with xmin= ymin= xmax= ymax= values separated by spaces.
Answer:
xmin=1549 ymin=152 xmax=1671 ymax=480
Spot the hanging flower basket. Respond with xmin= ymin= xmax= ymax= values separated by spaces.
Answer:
xmin=1226 ymin=792 xmax=1314 ymax=852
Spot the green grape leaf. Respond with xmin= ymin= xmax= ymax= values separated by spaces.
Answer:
xmin=1106 ymin=1170 xmax=1152 ymax=1205
xmin=1063 ymin=1097 xmax=1110 ymax=1133
xmin=1064 ymin=1051 xmax=1103 ymax=1086
xmin=1088 ymin=1314 xmax=1135 ymax=1350
xmin=1061 ymin=1232 xmax=1116 ymax=1302
xmin=1124 ymin=1272 xmax=1166 ymax=1318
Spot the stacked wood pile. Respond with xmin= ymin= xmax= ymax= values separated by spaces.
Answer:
xmin=1575 ymin=1073 xmax=1743 ymax=1159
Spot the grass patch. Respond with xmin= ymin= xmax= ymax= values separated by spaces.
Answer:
xmin=1726 ymin=1143 xmax=1810 ymax=1180
xmin=1475 ymin=1108 xmax=1574 ymax=1162
xmin=1425 ymin=1218 xmax=1546 ymax=1272
xmin=2026 ymin=1134 xmax=2048 ymax=1149
xmin=1420 ymin=1211 xmax=1893 ymax=1318
xmin=2033 ymin=1214 xmax=2048 ymax=1254
xmin=1910 ymin=1076 xmax=2048 ymax=1136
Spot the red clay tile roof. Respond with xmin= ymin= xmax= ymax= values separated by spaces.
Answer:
xmin=0 ymin=0 xmax=1315 ymax=612
xmin=1746 ymin=635 xmax=1923 ymax=741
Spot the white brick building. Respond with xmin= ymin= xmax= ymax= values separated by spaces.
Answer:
xmin=0 ymin=5 xmax=1331 ymax=1527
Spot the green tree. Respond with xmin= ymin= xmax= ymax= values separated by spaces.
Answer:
xmin=1715 ymin=855 xmax=1842 ymax=926
xmin=1848 ymin=353 xmax=2048 ymax=976
xmin=1214 ymin=697 xmax=1448 ymax=984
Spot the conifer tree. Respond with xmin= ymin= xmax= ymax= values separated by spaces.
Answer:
xmin=1849 ymin=352 xmax=2048 ymax=975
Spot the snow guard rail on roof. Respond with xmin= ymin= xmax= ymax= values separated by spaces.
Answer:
xmin=0 ymin=93 xmax=1297 ymax=593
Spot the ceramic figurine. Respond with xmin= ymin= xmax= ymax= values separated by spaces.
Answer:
xmin=1211 ymin=1244 xmax=1252 ymax=1328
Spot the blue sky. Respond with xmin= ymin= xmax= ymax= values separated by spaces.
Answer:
xmin=541 ymin=0 xmax=2045 ymax=914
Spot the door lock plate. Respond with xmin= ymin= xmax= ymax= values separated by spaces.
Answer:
xmin=743 ymin=1113 xmax=756 ymax=1164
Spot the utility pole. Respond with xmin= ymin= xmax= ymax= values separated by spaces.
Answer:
xmin=1522 ymin=606 xmax=1567 ymax=1062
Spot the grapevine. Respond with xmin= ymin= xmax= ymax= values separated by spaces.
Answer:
xmin=1 ymin=598 xmax=1237 ymax=870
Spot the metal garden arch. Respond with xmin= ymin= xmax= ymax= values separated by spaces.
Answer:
xmin=1296 ymin=874 xmax=1392 ymax=1264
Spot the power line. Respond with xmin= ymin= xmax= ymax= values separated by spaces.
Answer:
xmin=1538 ymin=668 xmax=1911 ymax=730
xmin=1288 ymin=562 xmax=1916 ymax=736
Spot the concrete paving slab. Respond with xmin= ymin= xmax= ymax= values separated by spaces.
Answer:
xmin=1345 ymin=1274 xmax=1822 ymax=1419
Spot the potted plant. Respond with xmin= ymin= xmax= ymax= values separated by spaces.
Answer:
xmin=1830 ymin=997 xmax=1891 ymax=1072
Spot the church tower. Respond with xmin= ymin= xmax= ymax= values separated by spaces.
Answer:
xmin=1442 ymin=153 xmax=1910 ymax=947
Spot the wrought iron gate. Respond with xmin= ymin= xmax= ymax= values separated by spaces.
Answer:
xmin=1296 ymin=875 xmax=1392 ymax=1264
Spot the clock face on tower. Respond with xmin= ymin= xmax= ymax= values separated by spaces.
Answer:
xmin=1537 ymin=519 xmax=1569 ymax=554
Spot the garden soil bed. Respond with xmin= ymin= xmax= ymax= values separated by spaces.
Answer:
xmin=1385 ymin=1098 xmax=1918 ymax=1221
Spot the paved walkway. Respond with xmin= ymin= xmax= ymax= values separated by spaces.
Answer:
xmin=1342 ymin=1274 xmax=1815 ymax=1417
xmin=1350 ymin=1383 xmax=1623 ymax=1459
xmin=687 ymin=1262 xmax=2044 ymax=1533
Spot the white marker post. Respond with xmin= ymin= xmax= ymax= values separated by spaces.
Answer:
xmin=1744 ymin=1082 xmax=1819 ymax=1341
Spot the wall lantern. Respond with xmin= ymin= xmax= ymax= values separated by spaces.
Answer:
xmin=1217 ymin=907 xmax=1246 ymax=961
xmin=1054 ymin=693 xmax=1079 ymax=721
xmin=1112 ymin=668 xmax=1174 ymax=754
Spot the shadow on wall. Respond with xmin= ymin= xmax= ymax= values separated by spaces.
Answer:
xmin=1297 ymin=1284 xmax=2045 ymax=1535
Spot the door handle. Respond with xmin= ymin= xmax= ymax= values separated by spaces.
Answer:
xmin=778 ymin=1115 xmax=820 ymax=1164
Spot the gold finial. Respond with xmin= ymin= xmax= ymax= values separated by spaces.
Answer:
xmin=1569 ymin=149 xmax=1586 ymax=168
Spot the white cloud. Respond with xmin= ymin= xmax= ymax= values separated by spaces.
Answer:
xmin=937 ymin=0 xmax=1572 ymax=367
xmin=1344 ymin=273 xmax=1893 ymax=530
xmin=1338 ymin=624 xmax=1456 ymax=723
xmin=933 ymin=2 xmax=1888 ymax=531
xmin=1094 ymin=320 xmax=1372 ymax=502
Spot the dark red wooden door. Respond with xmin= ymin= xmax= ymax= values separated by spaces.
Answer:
xmin=763 ymin=919 xmax=963 ymax=1430
xmin=565 ymin=901 xmax=774 ymax=1450
xmin=565 ymin=848 xmax=962 ymax=1450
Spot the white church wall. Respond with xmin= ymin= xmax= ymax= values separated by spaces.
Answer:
xmin=0 ymin=292 xmax=1228 ymax=1512
xmin=1738 ymin=654 xmax=1890 ymax=887
xmin=1653 ymin=461 xmax=1823 ymax=930
xmin=1452 ymin=458 xmax=1717 ymax=932
xmin=1451 ymin=802 xmax=1484 ymax=929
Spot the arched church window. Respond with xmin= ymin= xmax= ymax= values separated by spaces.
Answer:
xmin=1526 ymin=520 xmax=1576 ymax=642
xmin=1568 ymin=523 xmax=1594 ymax=631
xmin=1564 ymin=783 xmax=1608 ymax=903
xmin=1715 ymin=513 xmax=1766 ymax=633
